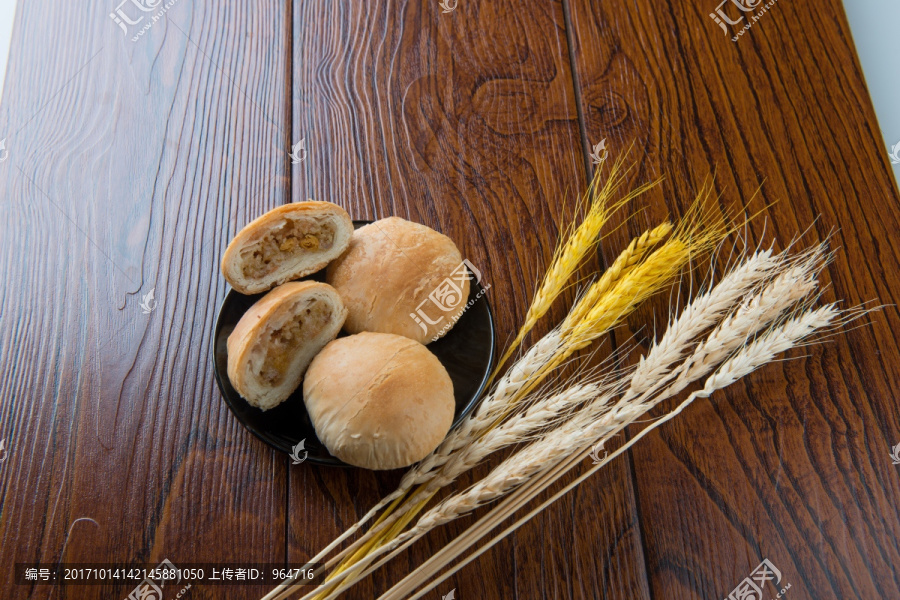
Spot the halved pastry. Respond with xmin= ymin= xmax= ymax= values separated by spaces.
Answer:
xmin=222 ymin=201 xmax=354 ymax=294
xmin=227 ymin=281 xmax=347 ymax=410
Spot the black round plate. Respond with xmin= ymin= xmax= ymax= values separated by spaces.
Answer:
xmin=213 ymin=221 xmax=495 ymax=467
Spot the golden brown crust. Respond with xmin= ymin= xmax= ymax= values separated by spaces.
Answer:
xmin=303 ymin=332 xmax=455 ymax=470
xmin=222 ymin=201 xmax=353 ymax=294
xmin=227 ymin=280 xmax=347 ymax=410
xmin=325 ymin=217 xmax=470 ymax=344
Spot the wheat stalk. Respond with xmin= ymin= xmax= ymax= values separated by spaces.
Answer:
xmin=560 ymin=222 xmax=673 ymax=331
xmin=624 ymin=246 xmax=782 ymax=395
xmin=565 ymin=187 xmax=728 ymax=354
xmin=619 ymin=244 xmax=828 ymax=409
xmin=266 ymin=179 xmax=727 ymax=600
xmin=271 ymin=231 xmax=728 ymax=600
xmin=494 ymin=156 xmax=659 ymax=375
xmin=299 ymin=340 xmax=614 ymax=600
xmin=312 ymin=244 xmax=825 ymax=600
xmin=410 ymin=216 xmax=708 ymax=496
xmin=400 ymin=214 xmax=718 ymax=509
xmin=268 ymin=331 xmax=571 ymax=600
xmin=298 ymin=383 xmax=626 ymax=600
xmin=672 ymin=254 xmax=823 ymax=385
xmin=307 ymin=225 xmax=704 ymax=589
xmin=266 ymin=163 xmax=637 ymax=600
xmin=424 ymin=381 xmax=608 ymax=490
xmin=389 ymin=304 xmax=856 ymax=600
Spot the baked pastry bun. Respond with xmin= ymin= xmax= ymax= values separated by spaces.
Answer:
xmin=222 ymin=201 xmax=353 ymax=294
xmin=326 ymin=217 xmax=470 ymax=344
xmin=303 ymin=332 xmax=455 ymax=470
xmin=227 ymin=281 xmax=347 ymax=410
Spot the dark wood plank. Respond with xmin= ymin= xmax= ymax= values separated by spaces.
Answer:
xmin=0 ymin=2 xmax=290 ymax=598
xmin=565 ymin=0 xmax=900 ymax=598
xmin=288 ymin=1 xmax=651 ymax=598
xmin=4 ymin=1 xmax=896 ymax=599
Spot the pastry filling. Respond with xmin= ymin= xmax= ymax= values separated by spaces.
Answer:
xmin=242 ymin=218 xmax=336 ymax=279
xmin=256 ymin=298 xmax=334 ymax=386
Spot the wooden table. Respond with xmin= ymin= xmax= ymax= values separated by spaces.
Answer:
xmin=2 ymin=1 xmax=899 ymax=599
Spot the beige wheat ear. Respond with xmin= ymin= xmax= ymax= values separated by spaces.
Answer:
xmin=308 ymin=245 xmax=828 ymax=600
xmin=278 ymin=205 xmax=737 ymax=600
xmin=262 ymin=172 xmax=861 ymax=600
xmin=362 ymin=242 xmax=846 ymax=600
xmin=377 ymin=301 xmax=870 ymax=600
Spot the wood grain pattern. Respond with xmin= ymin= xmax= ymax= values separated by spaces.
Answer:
xmin=565 ymin=0 xmax=900 ymax=598
xmin=2 ymin=0 xmax=899 ymax=598
xmin=0 ymin=1 xmax=289 ymax=598
xmin=288 ymin=1 xmax=649 ymax=599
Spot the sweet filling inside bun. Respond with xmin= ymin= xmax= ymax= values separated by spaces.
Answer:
xmin=227 ymin=280 xmax=348 ymax=411
xmin=240 ymin=218 xmax=337 ymax=279
xmin=253 ymin=297 xmax=334 ymax=385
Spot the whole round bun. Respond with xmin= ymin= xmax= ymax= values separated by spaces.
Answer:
xmin=303 ymin=332 xmax=455 ymax=470
xmin=326 ymin=217 xmax=470 ymax=344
